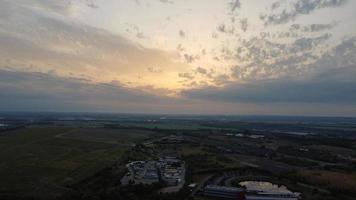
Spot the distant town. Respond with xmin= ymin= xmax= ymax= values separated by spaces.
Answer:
xmin=121 ymin=157 xmax=185 ymax=191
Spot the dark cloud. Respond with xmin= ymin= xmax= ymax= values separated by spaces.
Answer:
xmin=260 ymin=10 xmax=297 ymax=25
xmin=125 ymin=23 xmax=145 ymax=39
xmin=179 ymin=30 xmax=186 ymax=38
xmin=195 ymin=67 xmax=216 ymax=80
xmin=262 ymin=0 xmax=348 ymax=25
xmin=290 ymin=24 xmax=301 ymax=31
xmin=271 ymin=1 xmax=283 ymax=10
xmin=195 ymin=67 xmax=207 ymax=74
xmin=303 ymin=23 xmax=336 ymax=32
xmin=147 ymin=67 xmax=163 ymax=73
xmin=183 ymin=54 xmax=199 ymax=63
xmin=178 ymin=72 xmax=194 ymax=80
xmin=184 ymin=37 xmax=356 ymax=104
xmin=201 ymin=49 xmax=206 ymax=55
xmin=213 ymin=74 xmax=230 ymax=85
xmin=289 ymin=23 xmax=336 ymax=32
xmin=240 ymin=18 xmax=248 ymax=32
xmin=292 ymin=33 xmax=331 ymax=52
xmin=228 ymin=33 xmax=332 ymax=80
xmin=217 ymin=24 xmax=234 ymax=34
xmin=310 ymin=37 xmax=356 ymax=70
xmin=295 ymin=0 xmax=347 ymax=14
xmin=159 ymin=0 xmax=174 ymax=4
xmin=0 ymin=69 xmax=167 ymax=112
xmin=19 ymin=0 xmax=73 ymax=15
xmin=229 ymin=0 xmax=241 ymax=12
xmin=218 ymin=24 xmax=227 ymax=33
xmin=183 ymin=66 xmax=356 ymax=104
xmin=86 ymin=0 xmax=99 ymax=9
xmin=0 ymin=69 xmax=230 ymax=114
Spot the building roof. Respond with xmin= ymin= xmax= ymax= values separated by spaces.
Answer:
xmin=205 ymin=184 xmax=245 ymax=193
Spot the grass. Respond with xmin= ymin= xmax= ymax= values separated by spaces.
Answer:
xmin=0 ymin=126 xmax=154 ymax=198
xmin=179 ymin=145 xmax=241 ymax=173
xmin=121 ymin=122 xmax=207 ymax=130
xmin=276 ymin=156 xmax=319 ymax=167
xmin=297 ymin=170 xmax=356 ymax=195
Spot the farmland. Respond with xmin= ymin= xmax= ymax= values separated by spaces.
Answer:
xmin=0 ymin=126 xmax=154 ymax=198
xmin=0 ymin=114 xmax=356 ymax=200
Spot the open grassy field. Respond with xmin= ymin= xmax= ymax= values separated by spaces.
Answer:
xmin=0 ymin=126 xmax=155 ymax=198
xmin=297 ymin=170 xmax=356 ymax=195
xmin=121 ymin=122 xmax=207 ymax=130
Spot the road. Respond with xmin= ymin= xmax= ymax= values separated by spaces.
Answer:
xmin=188 ymin=174 xmax=214 ymax=198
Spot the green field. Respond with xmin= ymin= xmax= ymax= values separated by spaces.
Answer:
xmin=121 ymin=122 xmax=207 ymax=130
xmin=0 ymin=126 xmax=154 ymax=198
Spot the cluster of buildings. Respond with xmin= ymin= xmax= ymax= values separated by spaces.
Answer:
xmin=157 ymin=157 xmax=185 ymax=186
xmin=121 ymin=157 xmax=185 ymax=188
xmin=246 ymin=191 xmax=300 ymax=200
xmin=156 ymin=135 xmax=184 ymax=144
xmin=202 ymin=185 xmax=300 ymax=200
xmin=142 ymin=135 xmax=184 ymax=147
xmin=225 ymin=133 xmax=265 ymax=139
xmin=123 ymin=161 xmax=159 ymax=185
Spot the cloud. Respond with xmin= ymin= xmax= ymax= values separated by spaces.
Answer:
xmin=292 ymin=33 xmax=331 ymax=52
xmin=229 ymin=33 xmax=333 ymax=81
xmin=0 ymin=69 xmax=168 ymax=112
xmin=147 ymin=67 xmax=163 ymax=73
xmin=125 ymin=23 xmax=146 ymax=39
xmin=134 ymin=0 xmax=174 ymax=6
xmin=262 ymin=0 xmax=348 ymax=25
xmin=271 ymin=1 xmax=283 ymax=10
xmin=86 ymin=0 xmax=99 ymax=9
xmin=303 ymin=23 xmax=336 ymax=32
xmin=240 ymin=18 xmax=248 ymax=32
xmin=183 ymin=37 xmax=356 ymax=104
xmin=183 ymin=54 xmax=198 ymax=63
xmin=178 ymin=72 xmax=194 ymax=80
xmin=0 ymin=0 xmax=190 ymax=88
xmin=212 ymin=74 xmax=230 ymax=86
xmin=195 ymin=67 xmax=207 ymax=74
xmin=179 ymin=30 xmax=186 ymax=38
xmin=229 ymin=0 xmax=241 ymax=12
xmin=159 ymin=0 xmax=174 ymax=4
xmin=183 ymin=66 xmax=356 ymax=104
xmin=310 ymin=37 xmax=356 ymax=70
xmin=0 ymin=0 xmax=355 ymax=116
xmin=295 ymin=0 xmax=347 ymax=14
xmin=0 ymin=69 xmax=252 ymax=115
xmin=136 ymin=32 xmax=145 ymax=39
xmin=217 ymin=24 xmax=235 ymax=34
xmin=289 ymin=23 xmax=336 ymax=32
xmin=8 ymin=0 xmax=84 ymax=16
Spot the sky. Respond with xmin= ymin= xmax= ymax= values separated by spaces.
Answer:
xmin=0 ymin=0 xmax=356 ymax=116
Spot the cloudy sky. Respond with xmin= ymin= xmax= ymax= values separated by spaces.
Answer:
xmin=1 ymin=0 xmax=356 ymax=116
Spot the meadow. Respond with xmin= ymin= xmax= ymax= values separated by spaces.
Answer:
xmin=0 ymin=126 xmax=154 ymax=198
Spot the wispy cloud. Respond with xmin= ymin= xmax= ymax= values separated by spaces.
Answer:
xmin=1 ymin=0 xmax=356 ymax=115
xmin=261 ymin=0 xmax=348 ymax=25
xmin=0 ymin=0 xmax=189 ymax=88
xmin=183 ymin=37 xmax=356 ymax=104
xmin=229 ymin=0 xmax=241 ymax=12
